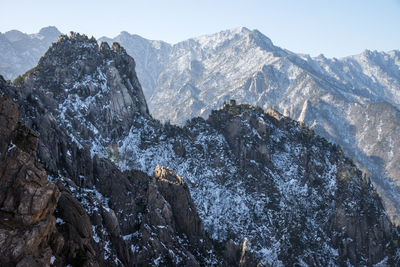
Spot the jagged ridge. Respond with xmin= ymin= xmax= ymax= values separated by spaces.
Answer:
xmin=101 ymin=28 xmax=400 ymax=227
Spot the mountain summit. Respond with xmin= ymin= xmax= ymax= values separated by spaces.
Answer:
xmin=20 ymin=32 xmax=149 ymax=163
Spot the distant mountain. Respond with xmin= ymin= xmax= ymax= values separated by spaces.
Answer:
xmin=1 ymin=33 xmax=399 ymax=266
xmin=0 ymin=26 xmax=61 ymax=80
xmin=100 ymin=28 xmax=400 ymax=225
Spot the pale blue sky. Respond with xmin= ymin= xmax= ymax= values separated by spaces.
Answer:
xmin=1 ymin=0 xmax=399 ymax=58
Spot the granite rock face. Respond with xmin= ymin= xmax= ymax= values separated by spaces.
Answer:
xmin=0 ymin=96 xmax=59 ymax=266
xmin=0 ymin=95 xmax=102 ymax=267
xmin=206 ymin=103 xmax=398 ymax=265
xmin=0 ymin=92 xmax=230 ymax=266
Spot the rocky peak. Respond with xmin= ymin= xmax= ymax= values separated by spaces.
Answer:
xmin=233 ymin=26 xmax=252 ymax=34
xmin=20 ymin=32 xmax=149 ymax=147
xmin=31 ymin=30 xmax=147 ymax=106
xmin=247 ymin=29 xmax=278 ymax=52
xmin=187 ymin=27 xmax=279 ymax=54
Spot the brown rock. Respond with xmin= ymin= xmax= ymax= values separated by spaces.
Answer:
xmin=12 ymin=123 xmax=39 ymax=156
xmin=57 ymin=191 xmax=93 ymax=238
xmin=102 ymin=208 xmax=120 ymax=237
xmin=154 ymin=166 xmax=204 ymax=241
xmin=0 ymin=96 xmax=60 ymax=266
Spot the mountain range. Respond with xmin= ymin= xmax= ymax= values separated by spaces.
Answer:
xmin=100 ymin=27 xmax=400 ymax=225
xmin=1 ymin=31 xmax=399 ymax=266
xmin=2 ymin=26 xmax=399 ymax=226
xmin=1 ymin=27 xmax=400 ymax=266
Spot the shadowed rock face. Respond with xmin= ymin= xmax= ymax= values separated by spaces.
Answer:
xmin=153 ymin=166 xmax=204 ymax=243
xmin=0 ymin=96 xmax=101 ymax=267
xmin=0 ymin=96 xmax=59 ymax=266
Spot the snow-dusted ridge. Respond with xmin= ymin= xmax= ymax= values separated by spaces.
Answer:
xmin=100 ymin=27 xmax=400 ymax=226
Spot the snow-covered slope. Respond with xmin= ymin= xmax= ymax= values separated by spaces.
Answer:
xmin=101 ymin=28 xmax=400 ymax=225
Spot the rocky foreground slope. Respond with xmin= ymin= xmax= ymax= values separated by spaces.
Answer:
xmin=1 ymin=32 xmax=400 ymax=266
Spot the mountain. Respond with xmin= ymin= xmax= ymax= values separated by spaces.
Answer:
xmin=100 ymin=28 xmax=400 ymax=225
xmin=2 ymin=27 xmax=399 ymax=226
xmin=1 ymin=32 xmax=400 ymax=266
xmin=0 ymin=26 xmax=61 ymax=81
xmin=0 ymin=34 xmax=243 ymax=266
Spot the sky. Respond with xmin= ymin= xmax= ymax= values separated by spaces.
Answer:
xmin=1 ymin=0 xmax=399 ymax=58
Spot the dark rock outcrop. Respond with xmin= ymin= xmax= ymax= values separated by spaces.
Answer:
xmin=206 ymin=102 xmax=400 ymax=266
xmin=0 ymin=95 xmax=101 ymax=266
xmin=0 ymin=96 xmax=59 ymax=266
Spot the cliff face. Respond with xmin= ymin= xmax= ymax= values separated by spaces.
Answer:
xmin=0 ymin=33 xmax=399 ymax=266
xmin=0 ymin=95 xmax=59 ymax=266
xmin=0 ymin=96 xmax=99 ymax=266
